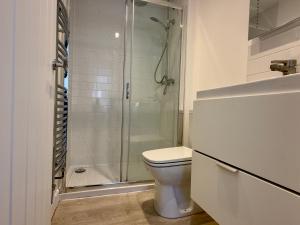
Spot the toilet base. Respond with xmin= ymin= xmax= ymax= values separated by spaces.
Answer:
xmin=153 ymin=182 xmax=202 ymax=218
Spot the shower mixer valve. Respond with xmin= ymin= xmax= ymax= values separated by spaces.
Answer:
xmin=161 ymin=75 xmax=175 ymax=95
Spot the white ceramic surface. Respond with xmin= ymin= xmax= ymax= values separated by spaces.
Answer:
xmin=143 ymin=146 xmax=199 ymax=218
xmin=142 ymin=146 xmax=192 ymax=164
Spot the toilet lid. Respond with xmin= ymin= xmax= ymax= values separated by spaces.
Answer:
xmin=142 ymin=146 xmax=192 ymax=164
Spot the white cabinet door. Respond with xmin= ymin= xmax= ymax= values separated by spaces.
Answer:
xmin=191 ymin=152 xmax=300 ymax=225
xmin=192 ymin=92 xmax=300 ymax=193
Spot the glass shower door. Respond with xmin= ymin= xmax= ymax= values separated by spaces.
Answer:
xmin=67 ymin=0 xmax=126 ymax=188
xmin=126 ymin=1 xmax=183 ymax=181
xmin=67 ymin=0 xmax=183 ymax=187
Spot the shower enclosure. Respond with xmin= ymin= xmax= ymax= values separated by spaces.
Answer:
xmin=67 ymin=0 xmax=183 ymax=188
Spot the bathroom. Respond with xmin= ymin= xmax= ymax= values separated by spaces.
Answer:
xmin=1 ymin=0 xmax=300 ymax=225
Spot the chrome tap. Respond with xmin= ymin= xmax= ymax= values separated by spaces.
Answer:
xmin=161 ymin=75 xmax=175 ymax=95
xmin=270 ymin=59 xmax=297 ymax=75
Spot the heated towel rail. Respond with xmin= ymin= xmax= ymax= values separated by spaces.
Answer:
xmin=52 ymin=0 xmax=69 ymax=202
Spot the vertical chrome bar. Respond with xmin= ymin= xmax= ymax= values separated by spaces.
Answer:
xmin=120 ymin=0 xmax=127 ymax=183
xmin=125 ymin=0 xmax=135 ymax=182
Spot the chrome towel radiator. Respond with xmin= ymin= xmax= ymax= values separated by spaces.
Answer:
xmin=52 ymin=0 xmax=69 ymax=202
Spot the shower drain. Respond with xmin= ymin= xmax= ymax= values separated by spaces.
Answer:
xmin=74 ymin=167 xmax=86 ymax=173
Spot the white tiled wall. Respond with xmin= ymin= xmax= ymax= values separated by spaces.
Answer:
xmin=69 ymin=0 xmax=125 ymax=172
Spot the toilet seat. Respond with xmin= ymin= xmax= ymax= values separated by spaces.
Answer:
xmin=143 ymin=159 xmax=191 ymax=168
xmin=143 ymin=146 xmax=192 ymax=168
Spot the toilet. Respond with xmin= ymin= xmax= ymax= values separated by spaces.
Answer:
xmin=142 ymin=146 xmax=200 ymax=218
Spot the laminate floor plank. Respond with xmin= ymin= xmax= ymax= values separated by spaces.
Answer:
xmin=52 ymin=190 xmax=218 ymax=225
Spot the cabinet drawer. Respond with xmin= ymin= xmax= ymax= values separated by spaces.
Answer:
xmin=192 ymin=92 xmax=300 ymax=192
xmin=191 ymin=152 xmax=300 ymax=225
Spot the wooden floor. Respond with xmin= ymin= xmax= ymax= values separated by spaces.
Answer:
xmin=52 ymin=190 xmax=218 ymax=225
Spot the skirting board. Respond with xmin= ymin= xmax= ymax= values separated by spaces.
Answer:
xmin=60 ymin=182 xmax=155 ymax=200
xmin=51 ymin=188 xmax=60 ymax=218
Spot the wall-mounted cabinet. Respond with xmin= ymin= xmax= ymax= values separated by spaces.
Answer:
xmin=191 ymin=74 xmax=300 ymax=225
xmin=249 ymin=0 xmax=300 ymax=40
xmin=249 ymin=0 xmax=300 ymax=54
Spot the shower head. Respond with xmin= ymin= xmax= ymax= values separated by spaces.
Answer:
xmin=150 ymin=17 xmax=159 ymax=23
xmin=150 ymin=17 xmax=166 ymax=28
xmin=150 ymin=17 xmax=175 ymax=30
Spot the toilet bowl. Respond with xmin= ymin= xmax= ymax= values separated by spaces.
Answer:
xmin=142 ymin=146 xmax=200 ymax=218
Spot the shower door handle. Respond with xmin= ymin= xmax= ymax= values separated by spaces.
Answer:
xmin=126 ymin=82 xmax=130 ymax=99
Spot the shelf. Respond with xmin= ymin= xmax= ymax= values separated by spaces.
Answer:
xmin=258 ymin=16 xmax=300 ymax=40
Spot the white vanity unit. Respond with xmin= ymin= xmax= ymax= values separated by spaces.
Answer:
xmin=191 ymin=74 xmax=300 ymax=225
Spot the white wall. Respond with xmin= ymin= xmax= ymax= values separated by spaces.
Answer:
xmin=183 ymin=0 xmax=250 ymax=145
xmin=0 ymin=0 xmax=14 ymax=224
xmin=0 ymin=0 xmax=56 ymax=225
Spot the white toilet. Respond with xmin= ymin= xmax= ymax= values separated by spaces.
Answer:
xmin=142 ymin=146 xmax=200 ymax=218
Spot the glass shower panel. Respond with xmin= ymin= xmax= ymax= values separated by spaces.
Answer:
xmin=127 ymin=2 xmax=182 ymax=181
xmin=67 ymin=0 xmax=125 ymax=187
